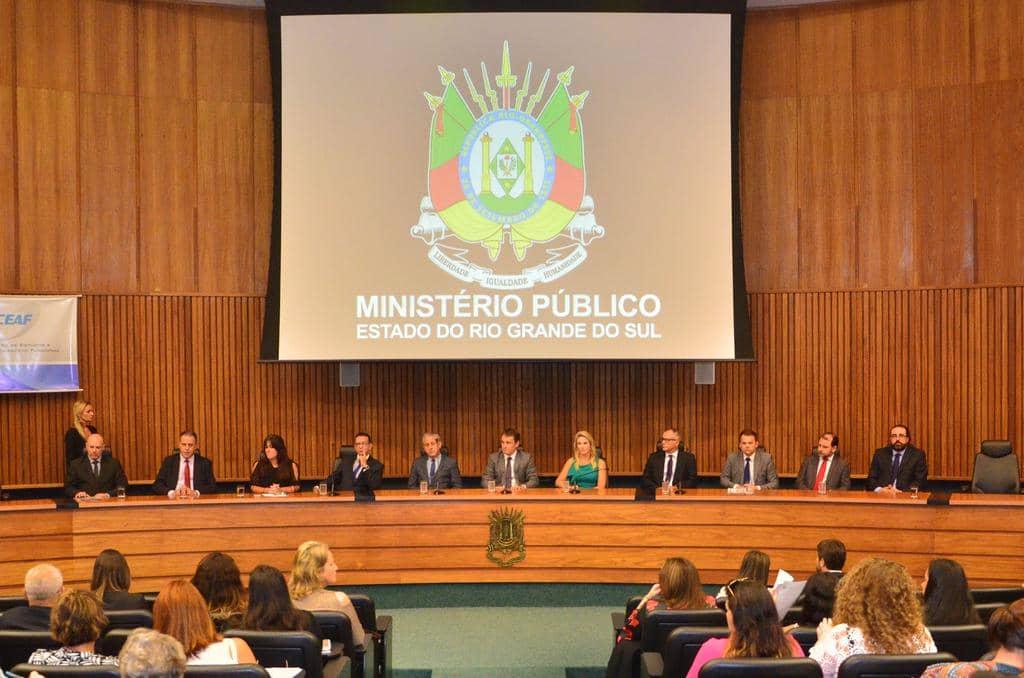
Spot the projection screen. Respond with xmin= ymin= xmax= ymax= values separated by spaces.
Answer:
xmin=262 ymin=1 xmax=752 ymax=361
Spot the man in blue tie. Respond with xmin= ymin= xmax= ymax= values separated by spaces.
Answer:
xmin=408 ymin=432 xmax=463 ymax=490
xmin=719 ymin=429 xmax=779 ymax=490
xmin=328 ymin=432 xmax=384 ymax=491
xmin=867 ymin=424 xmax=928 ymax=493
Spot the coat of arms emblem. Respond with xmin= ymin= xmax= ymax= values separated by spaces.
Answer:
xmin=486 ymin=506 xmax=526 ymax=567
xmin=411 ymin=42 xmax=604 ymax=290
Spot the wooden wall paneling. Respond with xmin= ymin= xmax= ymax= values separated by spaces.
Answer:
xmin=759 ymin=293 xmax=797 ymax=467
xmin=796 ymin=5 xmax=853 ymax=97
xmin=854 ymin=89 xmax=914 ymax=288
xmin=195 ymin=5 xmax=253 ymax=104
xmin=907 ymin=289 xmax=937 ymax=470
xmin=0 ymin=84 xmax=14 ymax=291
xmin=14 ymin=0 xmax=77 ymax=91
xmin=80 ymin=93 xmax=138 ymax=292
xmin=253 ymin=102 xmax=272 ymax=296
xmin=139 ymin=98 xmax=196 ymax=293
xmin=740 ymin=97 xmax=799 ymax=292
xmin=967 ymin=287 xmax=1011 ymax=470
xmin=910 ymin=0 xmax=970 ymax=88
xmin=1014 ymin=289 xmax=1023 ymax=472
xmin=79 ymin=0 xmax=136 ymax=97
xmin=971 ymin=80 xmax=1024 ymax=284
xmin=196 ymin=100 xmax=254 ymax=294
xmin=15 ymin=88 xmax=80 ymax=291
xmin=910 ymin=85 xmax=974 ymax=287
xmin=934 ymin=289 xmax=965 ymax=478
xmin=137 ymin=1 xmax=192 ymax=101
xmin=852 ymin=0 xmax=912 ymax=93
xmin=0 ymin=0 xmax=11 ymax=86
xmin=741 ymin=9 xmax=798 ymax=100
xmin=971 ymin=0 xmax=1024 ymax=84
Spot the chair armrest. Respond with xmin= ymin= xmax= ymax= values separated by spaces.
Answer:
xmin=611 ymin=611 xmax=626 ymax=632
xmin=640 ymin=651 xmax=664 ymax=678
xmin=374 ymin=615 xmax=392 ymax=635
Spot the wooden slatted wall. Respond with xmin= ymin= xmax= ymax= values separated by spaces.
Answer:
xmin=1 ymin=0 xmax=1023 ymax=486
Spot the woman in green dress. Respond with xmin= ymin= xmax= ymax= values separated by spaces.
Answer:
xmin=555 ymin=430 xmax=608 ymax=489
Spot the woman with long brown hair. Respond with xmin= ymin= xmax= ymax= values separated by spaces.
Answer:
xmin=153 ymin=580 xmax=256 ymax=665
xmin=191 ymin=552 xmax=247 ymax=632
xmin=250 ymin=434 xmax=300 ymax=494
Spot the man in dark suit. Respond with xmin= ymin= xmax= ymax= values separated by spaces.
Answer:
xmin=796 ymin=432 xmax=851 ymax=491
xmin=408 ymin=432 xmax=463 ymax=489
xmin=641 ymin=428 xmax=698 ymax=490
xmin=867 ymin=423 xmax=928 ymax=493
xmin=720 ymin=429 xmax=779 ymax=490
xmin=328 ymin=431 xmax=384 ymax=491
xmin=482 ymin=428 xmax=539 ymax=489
xmin=65 ymin=433 xmax=128 ymax=499
xmin=153 ymin=430 xmax=218 ymax=498
xmin=0 ymin=563 xmax=63 ymax=630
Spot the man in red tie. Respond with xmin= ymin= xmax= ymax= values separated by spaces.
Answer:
xmin=796 ymin=432 xmax=851 ymax=491
xmin=153 ymin=431 xmax=218 ymax=498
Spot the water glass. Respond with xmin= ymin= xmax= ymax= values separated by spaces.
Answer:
xmin=235 ymin=485 xmax=245 ymax=498
xmin=486 ymin=480 xmax=496 ymax=493
xmin=318 ymin=481 xmax=328 ymax=496
xmin=116 ymin=486 xmax=126 ymax=501
xmin=817 ymin=482 xmax=827 ymax=496
xmin=420 ymin=480 xmax=429 ymax=495
xmin=910 ymin=484 xmax=919 ymax=499
xmin=661 ymin=481 xmax=672 ymax=495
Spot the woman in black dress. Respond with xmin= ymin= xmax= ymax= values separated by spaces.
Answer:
xmin=64 ymin=400 xmax=97 ymax=468
xmin=250 ymin=434 xmax=300 ymax=494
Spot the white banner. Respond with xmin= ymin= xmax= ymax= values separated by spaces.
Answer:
xmin=0 ymin=295 xmax=80 ymax=393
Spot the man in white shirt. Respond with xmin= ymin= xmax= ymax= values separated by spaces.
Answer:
xmin=153 ymin=431 xmax=217 ymax=498
xmin=641 ymin=428 xmax=698 ymax=490
xmin=796 ymin=432 xmax=851 ymax=491
xmin=719 ymin=429 xmax=779 ymax=490
xmin=482 ymin=428 xmax=539 ymax=490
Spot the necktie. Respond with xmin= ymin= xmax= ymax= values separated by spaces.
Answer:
xmin=813 ymin=458 xmax=828 ymax=491
xmin=92 ymin=460 xmax=100 ymax=477
xmin=891 ymin=452 xmax=902 ymax=485
xmin=504 ymin=456 xmax=513 ymax=489
xmin=354 ymin=464 xmax=361 ymax=479
xmin=183 ymin=459 xmax=191 ymax=489
xmin=664 ymin=455 xmax=674 ymax=483
xmin=428 ymin=458 xmax=436 ymax=484
xmin=743 ymin=456 xmax=751 ymax=484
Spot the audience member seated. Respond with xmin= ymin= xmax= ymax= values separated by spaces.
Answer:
xmin=815 ymin=539 xmax=846 ymax=575
xmin=716 ymin=550 xmax=770 ymax=603
xmin=118 ymin=629 xmax=187 ymax=678
xmin=152 ymin=580 xmax=257 ymax=665
xmin=27 ymin=590 xmax=118 ymax=666
xmin=250 ymin=434 xmax=300 ymax=495
xmin=923 ymin=558 xmax=982 ymax=627
xmin=809 ymin=557 xmax=936 ymax=678
xmin=191 ymin=552 xmax=247 ymax=633
xmin=91 ymin=550 xmax=146 ymax=611
xmin=64 ymin=400 xmax=98 ymax=469
xmin=0 ymin=563 xmax=64 ymax=630
xmin=606 ymin=557 xmax=715 ymax=678
xmin=243 ymin=565 xmax=321 ymax=639
xmin=288 ymin=541 xmax=365 ymax=650
xmin=687 ymin=578 xmax=804 ymax=678
xmin=798 ymin=573 xmax=840 ymax=627
xmin=921 ymin=598 xmax=1024 ymax=677
xmin=555 ymin=430 xmax=608 ymax=489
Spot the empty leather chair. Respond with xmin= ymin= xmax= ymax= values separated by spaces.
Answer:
xmin=95 ymin=628 xmax=133 ymax=658
xmin=0 ymin=630 xmax=60 ymax=669
xmin=185 ymin=665 xmax=273 ymax=678
xmin=698 ymin=657 xmax=823 ymax=677
xmin=0 ymin=596 xmax=26 ymax=613
xmin=10 ymin=663 xmax=120 ymax=678
xmin=640 ymin=626 xmax=729 ymax=678
xmin=970 ymin=587 xmax=1024 ymax=605
xmin=837 ymin=652 xmax=957 ymax=678
xmin=789 ymin=627 xmax=818 ymax=656
xmin=928 ymin=624 xmax=990 ymax=661
xmin=224 ymin=629 xmax=322 ymax=678
xmin=971 ymin=440 xmax=1020 ymax=494
xmin=104 ymin=608 xmax=154 ymax=632
xmin=641 ymin=608 xmax=728 ymax=653
xmin=976 ymin=602 xmax=1005 ymax=625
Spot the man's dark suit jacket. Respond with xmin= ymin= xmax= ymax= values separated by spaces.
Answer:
xmin=327 ymin=455 xmax=384 ymax=491
xmin=641 ymin=449 xmax=698 ymax=490
xmin=153 ymin=451 xmax=218 ymax=495
xmin=867 ymin=445 xmax=928 ymax=491
xmin=0 ymin=605 xmax=52 ymax=630
xmin=795 ymin=453 xmax=852 ymax=490
xmin=65 ymin=455 xmax=128 ymax=497
xmin=408 ymin=454 xmax=463 ymax=489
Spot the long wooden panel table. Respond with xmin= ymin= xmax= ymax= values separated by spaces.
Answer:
xmin=1 ymin=489 xmax=1021 ymax=594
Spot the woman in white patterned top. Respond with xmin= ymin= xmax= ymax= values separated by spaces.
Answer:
xmin=809 ymin=557 xmax=936 ymax=678
xmin=28 ymin=589 xmax=118 ymax=666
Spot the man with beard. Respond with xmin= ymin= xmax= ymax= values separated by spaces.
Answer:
xmin=867 ymin=424 xmax=928 ymax=493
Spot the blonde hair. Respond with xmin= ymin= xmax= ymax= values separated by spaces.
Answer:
xmin=288 ymin=540 xmax=331 ymax=600
xmin=572 ymin=430 xmax=599 ymax=469
xmin=72 ymin=400 xmax=93 ymax=439
xmin=833 ymin=557 xmax=926 ymax=654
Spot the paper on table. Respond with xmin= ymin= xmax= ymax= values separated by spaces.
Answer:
xmin=266 ymin=668 xmax=304 ymax=678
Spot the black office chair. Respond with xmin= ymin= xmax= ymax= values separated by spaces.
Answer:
xmin=95 ymin=628 xmax=133 ymax=657
xmin=970 ymin=587 xmax=1024 ymax=604
xmin=641 ymin=609 xmax=728 ymax=653
xmin=185 ymin=665 xmax=273 ymax=678
xmin=611 ymin=595 xmax=645 ymax=642
xmin=971 ymin=440 xmax=1020 ymax=494
xmin=836 ymin=652 xmax=957 ymax=678
xmin=699 ymin=657 xmax=823 ymax=677
xmin=224 ymin=630 xmax=322 ymax=678
xmin=349 ymin=593 xmax=392 ymax=678
xmin=640 ymin=626 xmax=729 ymax=678
xmin=0 ymin=630 xmax=60 ymax=669
xmin=789 ymin=627 xmax=818 ymax=656
xmin=10 ymin=664 xmax=120 ymax=678
xmin=104 ymin=608 xmax=153 ymax=632
xmin=976 ymin=602 xmax=1005 ymax=625
xmin=928 ymin=624 xmax=991 ymax=661
xmin=0 ymin=596 xmax=26 ymax=612
xmin=782 ymin=606 xmax=805 ymax=626
xmin=310 ymin=610 xmax=362 ymax=676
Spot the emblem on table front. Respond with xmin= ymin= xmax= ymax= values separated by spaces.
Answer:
xmin=487 ymin=506 xmax=526 ymax=567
